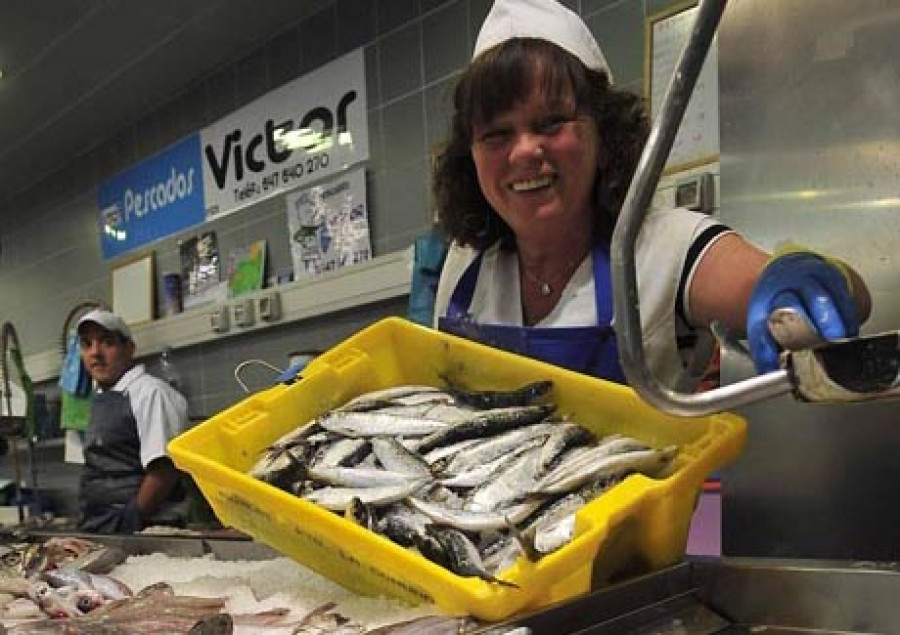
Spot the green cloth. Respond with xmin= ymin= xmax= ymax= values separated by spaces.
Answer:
xmin=60 ymin=390 xmax=91 ymax=431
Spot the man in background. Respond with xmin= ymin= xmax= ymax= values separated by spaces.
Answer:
xmin=75 ymin=309 xmax=188 ymax=533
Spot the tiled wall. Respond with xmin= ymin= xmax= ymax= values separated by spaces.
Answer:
xmin=0 ymin=0 xmax=677 ymax=421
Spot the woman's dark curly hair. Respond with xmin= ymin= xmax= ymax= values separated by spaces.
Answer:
xmin=433 ymin=38 xmax=649 ymax=250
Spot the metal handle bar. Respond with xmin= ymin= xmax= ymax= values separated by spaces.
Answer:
xmin=610 ymin=0 xmax=794 ymax=416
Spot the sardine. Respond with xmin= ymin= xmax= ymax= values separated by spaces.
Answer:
xmin=317 ymin=412 xmax=450 ymax=438
xmin=537 ymin=422 xmax=596 ymax=475
xmin=312 ymin=438 xmax=371 ymax=469
xmin=371 ymin=438 xmax=433 ymax=477
xmin=438 ymin=438 xmax=543 ymax=488
xmin=531 ymin=445 xmax=679 ymax=498
xmin=338 ymin=385 xmax=442 ymax=412
xmin=345 ymin=497 xmax=378 ymax=531
xmin=376 ymin=504 xmax=431 ymax=547
xmin=447 ymin=379 xmax=554 ymax=409
xmin=532 ymin=436 xmax=649 ymax=491
xmin=407 ymin=497 xmax=542 ymax=532
xmin=466 ymin=445 xmax=544 ymax=512
xmin=424 ymin=526 xmax=519 ymax=588
xmin=250 ymin=444 xmax=311 ymax=490
xmin=435 ymin=422 xmax=557 ymax=476
xmin=303 ymin=479 xmax=430 ymax=510
xmin=307 ymin=466 xmax=421 ymax=488
xmin=414 ymin=404 xmax=556 ymax=454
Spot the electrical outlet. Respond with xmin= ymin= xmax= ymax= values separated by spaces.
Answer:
xmin=233 ymin=299 xmax=255 ymax=327
xmin=210 ymin=306 xmax=230 ymax=333
xmin=257 ymin=291 xmax=280 ymax=322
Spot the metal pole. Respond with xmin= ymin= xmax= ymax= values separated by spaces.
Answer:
xmin=610 ymin=0 xmax=794 ymax=416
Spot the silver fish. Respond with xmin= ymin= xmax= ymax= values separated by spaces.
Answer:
xmin=303 ymin=479 xmax=430 ymax=510
xmin=414 ymin=404 xmax=557 ymax=454
xmin=408 ymin=497 xmax=542 ymax=533
xmin=317 ymin=412 xmax=449 ymax=438
xmin=438 ymin=438 xmax=544 ymax=488
xmin=536 ymin=421 xmax=596 ymax=475
xmin=532 ymin=436 xmax=650 ymax=491
xmin=311 ymin=438 xmax=371 ymax=469
xmin=436 ymin=422 xmax=557 ymax=476
xmin=423 ymin=526 xmax=519 ymax=588
xmin=531 ymin=445 xmax=679 ymax=498
xmin=466 ymin=445 xmax=545 ymax=512
xmin=446 ymin=379 xmax=554 ymax=409
xmin=337 ymin=385 xmax=442 ymax=412
xmin=371 ymin=437 xmax=433 ymax=477
xmin=307 ymin=466 xmax=421 ymax=488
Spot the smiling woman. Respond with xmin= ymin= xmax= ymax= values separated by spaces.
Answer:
xmin=430 ymin=0 xmax=871 ymax=392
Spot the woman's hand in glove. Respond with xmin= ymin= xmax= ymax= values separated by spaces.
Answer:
xmin=747 ymin=251 xmax=860 ymax=373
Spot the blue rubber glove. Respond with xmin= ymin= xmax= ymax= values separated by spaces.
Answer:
xmin=747 ymin=251 xmax=859 ymax=373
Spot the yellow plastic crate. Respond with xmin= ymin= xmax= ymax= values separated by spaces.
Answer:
xmin=169 ymin=317 xmax=746 ymax=621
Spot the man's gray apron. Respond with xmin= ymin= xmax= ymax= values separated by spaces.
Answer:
xmin=439 ymin=243 xmax=625 ymax=382
xmin=78 ymin=390 xmax=145 ymax=533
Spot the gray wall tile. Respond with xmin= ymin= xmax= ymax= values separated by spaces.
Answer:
xmin=378 ymin=0 xmax=420 ymax=34
xmin=266 ymin=26 xmax=302 ymax=89
xmin=586 ymin=0 xmax=645 ymax=87
xmin=372 ymin=158 xmax=431 ymax=254
xmin=423 ymin=1 xmax=468 ymax=84
xmin=365 ymin=44 xmax=381 ymax=107
xmin=366 ymin=105 xmax=385 ymax=173
xmin=338 ymin=0 xmax=377 ymax=53
xmin=422 ymin=0 xmax=454 ymax=13
xmin=206 ymin=66 xmax=238 ymax=123
xmin=381 ymin=92 xmax=426 ymax=169
xmin=237 ymin=46 xmax=269 ymax=106
xmin=424 ymin=75 xmax=457 ymax=151
xmin=378 ymin=23 xmax=422 ymax=102
xmin=177 ymin=80 xmax=210 ymax=140
xmin=300 ymin=7 xmax=338 ymax=74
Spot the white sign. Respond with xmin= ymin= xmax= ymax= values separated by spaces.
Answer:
xmin=286 ymin=165 xmax=371 ymax=280
xmin=201 ymin=49 xmax=368 ymax=220
xmin=650 ymin=6 xmax=719 ymax=172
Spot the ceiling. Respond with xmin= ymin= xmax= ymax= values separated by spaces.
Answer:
xmin=0 ymin=0 xmax=330 ymax=202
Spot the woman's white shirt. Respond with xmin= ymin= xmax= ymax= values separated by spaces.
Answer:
xmin=433 ymin=207 xmax=731 ymax=388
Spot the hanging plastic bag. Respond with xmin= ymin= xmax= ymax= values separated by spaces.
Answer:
xmin=59 ymin=331 xmax=91 ymax=398
xmin=60 ymin=390 xmax=91 ymax=432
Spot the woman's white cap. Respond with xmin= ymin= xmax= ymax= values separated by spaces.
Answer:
xmin=473 ymin=0 xmax=613 ymax=81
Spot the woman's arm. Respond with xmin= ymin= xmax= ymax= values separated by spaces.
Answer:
xmin=688 ymin=233 xmax=872 ymax=336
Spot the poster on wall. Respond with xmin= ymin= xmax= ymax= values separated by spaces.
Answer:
xmin=227 ymin=240 xmax=267 ymax=298
xmin=179 ymin=231 xmax=222 ymax=309
xmin=285 ymin=165 xmax=371 ymax=281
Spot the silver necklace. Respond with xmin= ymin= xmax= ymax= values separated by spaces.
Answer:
xmin=521 ymin=255 xmax=584 ymax=297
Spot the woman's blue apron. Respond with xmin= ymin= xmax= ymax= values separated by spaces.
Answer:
xmin=438 ymin=244 xmax=625 ymax=383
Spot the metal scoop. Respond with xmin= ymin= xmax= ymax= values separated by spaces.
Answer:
xmin=609 ymin=0 xmax=900 ymax=415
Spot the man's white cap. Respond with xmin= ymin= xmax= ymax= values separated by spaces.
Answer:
xmin=77 ymin=308 xmax=133 ymax=340
xmin=473 ymin=0 xmax=613 ymax=81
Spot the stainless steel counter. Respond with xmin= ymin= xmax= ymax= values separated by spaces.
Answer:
xmin=484 ymin=557 xmax=900 ymax=634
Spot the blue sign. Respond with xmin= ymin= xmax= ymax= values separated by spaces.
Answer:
xmin=98 ymin=134 xmax=206 ymax=259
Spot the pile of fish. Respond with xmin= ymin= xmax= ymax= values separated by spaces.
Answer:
xmin=0 ymin=537 xmax=473 ymax=634
xmin=250 ymin=381 xmax=679 ymax=586
xmin=0 ymin=537 xmax=238 ymax=633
